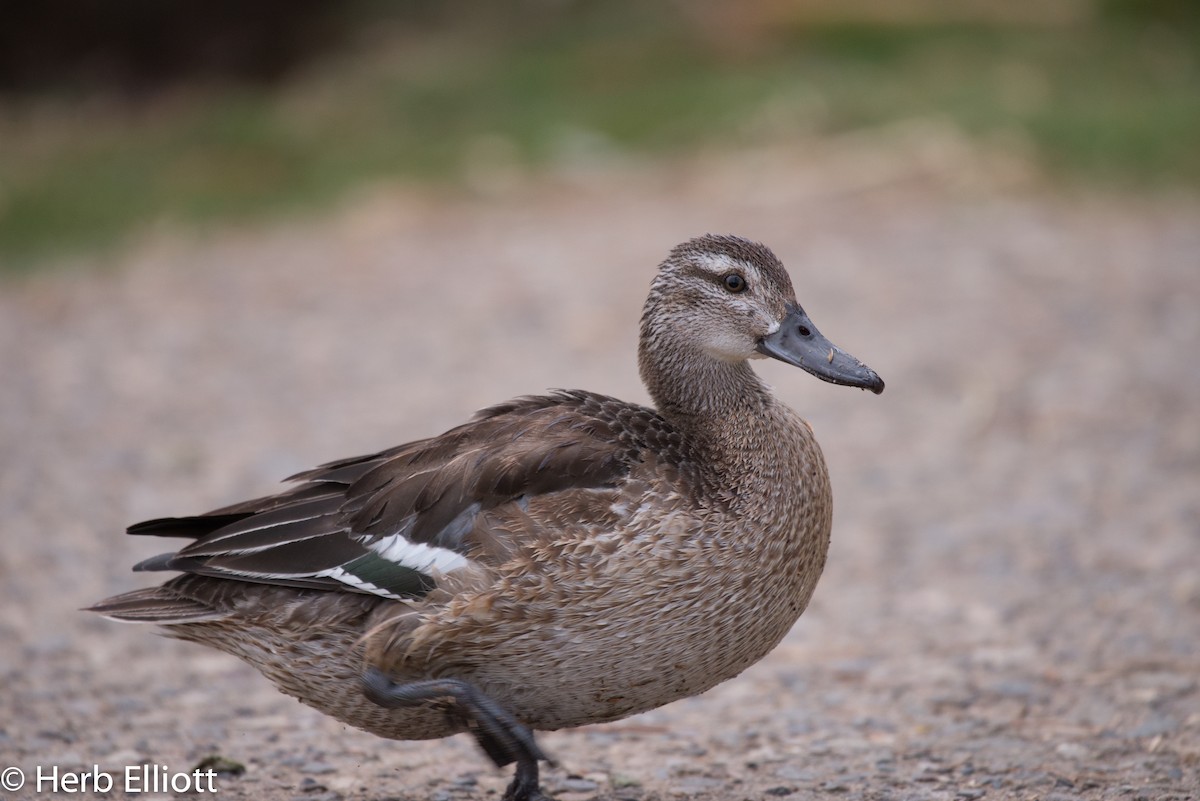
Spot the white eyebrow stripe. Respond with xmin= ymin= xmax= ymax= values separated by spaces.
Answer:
xmin=693 ymin=253 xmax=763 ymax=283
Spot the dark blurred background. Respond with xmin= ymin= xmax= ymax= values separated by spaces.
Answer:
xmin=1 ymin=0 xmax=1196 ymax=266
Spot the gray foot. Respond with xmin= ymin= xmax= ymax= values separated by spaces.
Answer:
xmin=362 ymin=667 xmax=553 ymax=801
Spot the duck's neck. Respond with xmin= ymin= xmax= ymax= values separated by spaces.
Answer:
xmin=638 ymin=337 xmax=781 ymax=470
xmin=642 ymin=348 xmax=769 ymax=418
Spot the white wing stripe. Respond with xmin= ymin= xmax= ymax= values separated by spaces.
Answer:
xmin=317 ymin=566 xmax=405 ymax=600
xmin=369 ymin=534 xmax=470 ymax=574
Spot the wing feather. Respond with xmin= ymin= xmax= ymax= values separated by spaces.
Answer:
xmin=125 ymin=391 xmax=657 ymax=601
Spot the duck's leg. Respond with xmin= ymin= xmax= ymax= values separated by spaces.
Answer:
xmin=362 ymin=667 xmax=552 ymax=801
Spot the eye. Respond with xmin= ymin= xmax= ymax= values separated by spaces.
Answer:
xmin=723 ymin=273 xmax=747 ymax=293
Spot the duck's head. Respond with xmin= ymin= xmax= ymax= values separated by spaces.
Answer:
xmin=642 ymin=234 xmax=884 ymax=394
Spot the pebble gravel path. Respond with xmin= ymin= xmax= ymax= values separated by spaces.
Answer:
xmin=2 ymin=141 xmax=1197 ymax=800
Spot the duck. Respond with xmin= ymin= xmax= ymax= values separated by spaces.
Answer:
xmin=89 ymin=234 xmax=883 ymax=801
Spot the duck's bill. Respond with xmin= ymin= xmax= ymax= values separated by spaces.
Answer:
xmin=756 ymin=304 xmax=884 ymax=394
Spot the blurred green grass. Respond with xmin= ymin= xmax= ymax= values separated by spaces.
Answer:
xmin=1 ymin=6 xmax=1197 ymax=268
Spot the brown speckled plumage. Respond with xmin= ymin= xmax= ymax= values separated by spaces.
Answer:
xmin=90 ymin=234 xmax=883 ymax=800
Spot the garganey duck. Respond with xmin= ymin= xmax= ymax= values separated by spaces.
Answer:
xmin=90 ymin=234 xmax=883 ymax=801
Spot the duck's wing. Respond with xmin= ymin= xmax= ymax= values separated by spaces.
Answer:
xmin=121 ymin=391 xmax=668 ymax=601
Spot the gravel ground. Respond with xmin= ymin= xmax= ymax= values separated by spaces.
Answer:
xmin=2 ymin=140 xmax=1198 ymax=801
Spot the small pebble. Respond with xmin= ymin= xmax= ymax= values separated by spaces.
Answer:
xmin=1054 ymin=742 xmax=1089 ymax=760
xmin=773 ymin=764 xmax=813 ymax=781
xmin=301 ymin=761 xmax=336 ymax=775
xmin=668 ymin=776 xmax=724 ymax=795
xmin=817 ymin=780 xmax=850 ymax=792
xmin=610 ymin=772 xmax=641 ymax=788
xmin=559 ymin=777 xmax=599 ymax=792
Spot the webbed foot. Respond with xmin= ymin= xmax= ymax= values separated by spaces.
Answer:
xmin=363 ymin=667 xmax=553 ymax=801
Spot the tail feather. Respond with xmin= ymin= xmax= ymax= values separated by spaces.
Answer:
xmin=128 ymin=513 xmax=253 ymax=539
xmin=85 ymin=586 xmax=227 ymax=624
